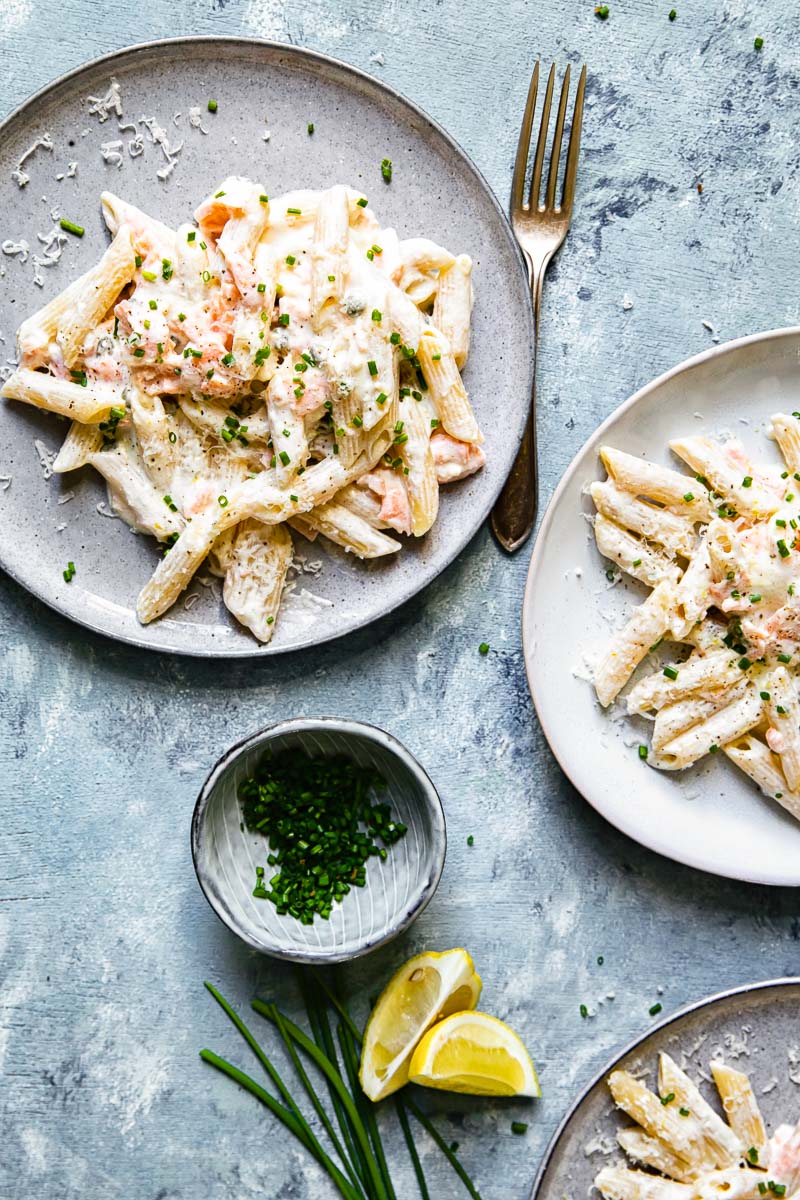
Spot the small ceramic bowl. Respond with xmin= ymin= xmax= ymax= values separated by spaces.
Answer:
xmin=191 ymin=717 xmax=446 ymax=963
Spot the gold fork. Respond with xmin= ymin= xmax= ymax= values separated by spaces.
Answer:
xmin=491 ymin=62 xmax=587 ymax=553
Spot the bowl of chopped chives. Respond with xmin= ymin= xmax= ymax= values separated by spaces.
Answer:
xmin=191 ymin=718 xmax=447 ymax=962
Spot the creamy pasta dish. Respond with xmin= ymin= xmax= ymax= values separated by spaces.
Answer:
xmin=596 ymin=1052 xmax=800 ymax=1200
xmin=590 ymin=423 xmax=800 ymax=821
xmin=1 ymin=180 xmax=484 ymax=642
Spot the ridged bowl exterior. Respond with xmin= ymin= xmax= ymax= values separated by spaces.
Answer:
xmin=191 ymin=718 xmax=446 ymax=962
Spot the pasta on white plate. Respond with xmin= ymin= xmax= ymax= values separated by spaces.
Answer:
xmin=596 ymin=1053 xmax=800 ymax=1200
xmin=589 ymin=424 xmax=800 ymax=821
xmin=1 ymin=180 xmax=485 ymax=643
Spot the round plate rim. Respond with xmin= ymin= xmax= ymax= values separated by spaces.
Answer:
xmin=0 ymin=34 xmax=534 ymax=658
xmin=528 ymin=974 xmax=800 ymax=1200
xmin=523 ymin=325 xmax=800 ymax=887
xmin=190 ymin=715 xmax=447 ymax=963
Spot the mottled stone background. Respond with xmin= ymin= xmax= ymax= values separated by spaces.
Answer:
xmin=2 ymin=2 xmax=800 ymax=1197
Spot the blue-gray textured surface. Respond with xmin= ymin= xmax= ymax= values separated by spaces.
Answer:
xmin=2 ymin=2 xmax=800 ymax=1198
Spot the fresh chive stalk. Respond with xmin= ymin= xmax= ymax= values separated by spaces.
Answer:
xmin=199 ymin=1049 xmax=361 ymax=1200
xmin=252 ymin=1000 xmax=388 ymax=1200
xmin=396 ymin=1096 xmax=431 ymax=1200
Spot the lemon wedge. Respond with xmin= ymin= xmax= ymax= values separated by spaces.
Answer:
xmin=408 ymin=1010 xmax=541 ymax=1097
xmin=359 ymin=949 xmax=482 ymax=1101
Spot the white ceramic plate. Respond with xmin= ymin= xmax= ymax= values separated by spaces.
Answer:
xmin=0 ymin=37 xmax=533 ymax=656
xmin=523 ymin=327 xmax=800 ymax=887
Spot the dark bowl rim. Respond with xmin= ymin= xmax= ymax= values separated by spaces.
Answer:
xmin=191 ymin=716 xmax=447 ymax=963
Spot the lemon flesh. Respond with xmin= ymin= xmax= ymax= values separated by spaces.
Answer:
xmin=408 ymin=1010 xmax=541 ymax=1098
xmin=359 ymin=949 xmax=482 ymax=1101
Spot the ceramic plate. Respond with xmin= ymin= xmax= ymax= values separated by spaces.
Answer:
xmin=523 ymin=328 xmax=800 ymax=886
xmin=530 ymin=977 xmax=800 ymax=1200
xmin=0 ymin=37 xmax=533 ymax=656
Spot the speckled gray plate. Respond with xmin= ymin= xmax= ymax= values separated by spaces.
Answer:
xmin=531 ymin=978 xmax=800 ymax=1200
xmin=0 ymin=37 xmax=533 ymax=656
xmin=191 ymin=718 xmax=446 ymax=962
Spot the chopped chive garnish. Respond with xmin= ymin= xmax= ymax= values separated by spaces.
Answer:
xmin=279 ymin=450 xmax=291 ymax=467
xmin=162 ymin=258 xmax=173 ymax=280
xmin=134 ymin=254 xmax=143 ymax=268
xmin=278 ymin=313 xmax=290 ymax=327
xmin=754 ymin=36 xmax=764 ymax=49
xmin=376 ymin=392 xmax=387 ymax=406
xmin=286 ymin=255 xmax=296 ymax=265
xmin=760 ymin=691 xmax=771 ymax=701
xmin=218 ymin=495 xmax=228 ymax=507
xmin=467 ymin=834 xmax=474 ymax=846
xmin=207 ymin=99 xmax=218 ymax=112
xmin=742 ymin=475 xmax=753 ymax=487
xmin=660 ymin=1092 xmax=675 ymax=1106
xmin=259 ymin=194 xmax=268 ymax=204
xmin=632 ymin=558 xmax=642 ymax=567
xmin=580 ymin=1004 xmax=588 ymax=1018
xmin=59 ymin=218 xmax=85 ymax=237
xmin=187 ymin=230 xmax=196 ymax=242
xmin=639 ymin=745 xmax=648 ymax=760
xmin=683 ymin=492 xmax=694 ymax=502
xmin=132 ymin=347 xmax=145 ymax=358
xmin=221 ymin=352 xmax=235 ymax=367
xmin=511 ymin=1122 xmax=528 ymax=1136
xmin=286 ymin=207 xmax=302 ymax=215
xmin=595 ymin=4 xmax=610 ymax=16
xmin=738 ymin=657 xmax=752 ymax=670
xmin=62 ymin=561 xmax=76 ymax=582
xmin=479 ymin=642 xmax=489 ymax=655
xmin=381 ymin=157 xmax=392 ymax=182
xmin=778 ymin=539 xmax=790 ymax=558
xmin=141 ymin=269 xmax=157 ymax=281
xmin=356 ymin=197 xmax=368 ymax=207
xmin=389 ymin=332 xmax=401 ymax=345
xmin=168 ymin=431 xmax=177 ymax=444
xmin=679 ymin=1107 xmax=690 ymax=1116
xmin=371 ymin=309 xmax=382 ymax=322
xmin=669 ymin=8 xmax=676 ymax=18
xmin=367 ymin=360 xmax=378 ymax=377
xmin=663 ymin=665 xmax=679 ymax=680
xmin=649 ymin=1002 xmax=662 ymax=1016
xmin=307 ymin=122 xmax=314 ymax=134
xmin=778 ymin=653 xmax=792 ymax=663
xmin=202 ymin=269 xmax=211 ymax=283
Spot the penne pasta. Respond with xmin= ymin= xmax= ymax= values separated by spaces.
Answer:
xmin=1 ymin=368 xmax=120 ymax=424
xmin=709 ymin=1062 xmax=768 ymax=1163
xmin=222 ymin=520 xmax=293 ymax=643
xmin=763 ymin=665 xmax=800 ymax=790
xmin=724 ymin=734 xmax=800 ymax=821
xmin=398 ymin=393 xmax=439 ymax=536
xmin=6 ymin=181 xmax=481 ymax=642
xmin=594 ymin=512 xmax=681 ymax=588
xmin=290 ymin=501 xmax=400 ymax=559
xmin=653 ymin=686 xmax=764 ymax=770
xmin=590 ymin=481 xmax=698 ymax=558
xmin=600 ymin=445 xmax=715 ymax=521
xmin=433 ymin=253 xmax=473 ymax=368
xmin=52 ymin=421 xmax=104 ymax=473
xmin=594 ymin=581 xmax=676 ymax=708
xmin=416 ymin=325 xmax=482 ymax=444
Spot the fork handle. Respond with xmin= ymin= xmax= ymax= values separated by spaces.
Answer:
xmin=490 ymin=256 xmax=547 ymax=553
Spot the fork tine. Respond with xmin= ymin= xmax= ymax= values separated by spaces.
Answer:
xmin=511 ymin=62 xmax=539 ymax=212
xmin=529 ymin=63 xmax=556 ymax=211
xmin=545 ymin=65 xmax=571 ymax=210
xmin=560 ymin=64 xmax=587 ymax=215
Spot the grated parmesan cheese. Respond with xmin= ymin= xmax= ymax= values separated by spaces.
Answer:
xmin=87 ymin=78 xmax=123 ymax=123
xmin=12 ymin=134 xmax=54 ymax=188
